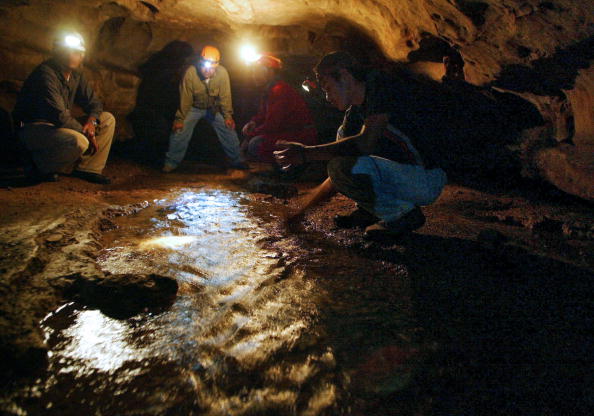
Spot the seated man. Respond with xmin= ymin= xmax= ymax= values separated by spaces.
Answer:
xmin=163 ymin=45 xmax=246 ymax=172
xmin=241 ymin=54 xmax=317 ymax=163
xmin=274 ymin=52 xmax=447 ymax=240
xmin=13 ymin=31 xmax=115 ymax=184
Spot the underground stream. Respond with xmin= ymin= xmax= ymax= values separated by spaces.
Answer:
xmin=4 ymin=187 xmax=420 ymax=415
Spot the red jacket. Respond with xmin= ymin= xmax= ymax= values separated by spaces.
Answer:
xmin=249 ymin=80 xmax=318 ymax=162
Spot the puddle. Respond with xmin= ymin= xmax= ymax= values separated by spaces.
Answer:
xmin=3 ymin=187 xmax=420 ymax=415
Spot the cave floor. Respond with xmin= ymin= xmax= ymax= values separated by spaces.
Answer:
xmin=0 ymin=157 xmax=592 ymax=415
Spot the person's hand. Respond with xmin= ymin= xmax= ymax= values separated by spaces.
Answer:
xmin=87 ymin=135 xmax=98 ymax=155
xmin=285 ymin=206 xmax=306 ymax=224
xmin=225 ymin=118 xmax=236 ymax=130
xmin=82 ymin=120 xmax=97 ymax=155
xmin=273 ymin=141 xmax=307 ymax=171
xmin=242 ymin=120 xmax=256 ymax=136
xmin=172 ymin=121 xmax=184 ymax=133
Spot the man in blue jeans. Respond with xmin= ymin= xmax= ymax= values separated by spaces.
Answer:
xmin=274 ymin=52 xmax=447 ymax=240
xmin=163 ymin=45 xmax=246 ymax=172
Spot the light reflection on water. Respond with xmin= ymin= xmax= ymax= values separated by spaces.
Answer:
xmin=56 ymin=309 xmax=146 ymax=374
xmin=34 ymin=188 xmax=338 ymax=415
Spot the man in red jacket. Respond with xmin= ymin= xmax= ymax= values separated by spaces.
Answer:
xmin=241 ymin=54 xmax=317 ymax=164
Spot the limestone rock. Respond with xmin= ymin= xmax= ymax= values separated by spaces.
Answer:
xmin=0 ymin=0 xmax=592 ymax=198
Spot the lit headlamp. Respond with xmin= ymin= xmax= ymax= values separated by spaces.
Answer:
xmin=201 ymin=59 xmax=218 ymax=69
xmin=56 ymin=32 xmax=86 ymax=52
xmin=301 ymin=78 xmax=317 ymax=93
xmin=240 ymin=44 xmax=261 ymax=64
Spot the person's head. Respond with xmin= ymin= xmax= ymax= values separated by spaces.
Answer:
xmin=199 ymin=45 xmax=220 ymax=78
xmin=52 ymin=31 xmax=86 ymax=71
xmin=250 ymin=54 xmax=282 ymax=87
xmin=314 ymin=51 xmax=366 ymax=111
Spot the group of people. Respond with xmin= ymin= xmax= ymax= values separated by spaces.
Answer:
xmin=162 ymin=45 xmax=318 ymax=172
xmin=13 ymin=31 xmax=446 ymax=240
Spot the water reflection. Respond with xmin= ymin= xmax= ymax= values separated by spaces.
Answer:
xmin=55 ymin=309 xmax=146 ymax=374
xmin=139 ymin=235 xmax=197 ymax=250
xmin=32 ymin=188 xmax=336 ymax=415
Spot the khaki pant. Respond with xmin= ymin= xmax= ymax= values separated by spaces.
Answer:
xmin=20 ymin=112 xmax=115 ymax=174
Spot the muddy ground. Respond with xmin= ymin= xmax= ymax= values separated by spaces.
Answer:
xmin=0 ymin=155 xmax=592 ymax=416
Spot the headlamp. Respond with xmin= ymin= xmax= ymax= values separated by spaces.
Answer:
xmin=57 ymin=33 xmax=86 ymax=52
xmin=301 ymin=78 xmax=317 ymax=93
xmin=65 ymin=35 xmax=81 ymax=48
xmin=240 ymin=44 xmax=261 ymax=64
xmin=202 ymin=60 xmax=213 ymax=69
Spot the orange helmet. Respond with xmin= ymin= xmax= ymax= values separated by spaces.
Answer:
xmin=200 ymin=45 xmax=220 ymax=64
xmin=256 ymin=54 xmax=282 ymax=70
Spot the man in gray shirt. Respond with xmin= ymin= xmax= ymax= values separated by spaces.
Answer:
xmin=13 ymin=31 xmax=115 ymax=184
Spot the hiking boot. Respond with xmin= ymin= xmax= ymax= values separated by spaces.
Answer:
xmin=24 ymin=163 xmax=59 ymax=183
xmin=364 ymin=207 xmax=426 ymax=241
xmin=334 ymin=207 xmax=379 ymax=229
xmin=72 ymin=170 xmax=111 ymax=184
xmin=28 ymin=171 xmax=59 ymax=183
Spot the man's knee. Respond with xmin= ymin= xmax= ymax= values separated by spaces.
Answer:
xmin=57 ymin=129 xmax=88 ymax=155
xmin=247 ymin=135 xmax=264 ymax=159
xmin=327 ymin=156 xmax=359 ymax=184
xmin=99 ymin=111 xmax=116 ymax=128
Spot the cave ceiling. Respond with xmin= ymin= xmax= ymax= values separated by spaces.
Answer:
xmin=0 ymin=0 xmax=592 ymax=84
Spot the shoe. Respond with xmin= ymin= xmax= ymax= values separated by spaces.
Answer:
xmin=364 ymin=207 xmax=426 ymax=241
xmin=24 ymin=165 xmax=59 ymax=183
xmin=162 ymin=164 xmax=177 ymax=173
xmin=334 ymin=207 xmax=378 ymax=229
xmin=28 ymin=171 xmax=59 ymax=183
xmin=72 ymin=170 xmax=111 ymax=184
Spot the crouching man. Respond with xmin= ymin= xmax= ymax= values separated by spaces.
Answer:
xmin=274 ymin=52 xmax=447 ymax=240
xmin=13 ymin=31 xmax=115 ymax=184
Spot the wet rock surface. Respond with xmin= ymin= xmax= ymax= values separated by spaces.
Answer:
xmin=1 ymin=158 xmax=592 ymax=415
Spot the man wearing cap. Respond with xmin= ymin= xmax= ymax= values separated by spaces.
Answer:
xmin=13 ymin=31 xmax=115 ymax=184
xmin=241 ymin=54 xmax=317 ymax=164
xmin=274 ymin=51 xmax=447 ymax=240
xmin=163 ymin=45 xmax=245 ymax=172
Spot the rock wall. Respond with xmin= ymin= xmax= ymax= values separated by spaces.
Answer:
xmin=566 ymin=65 xmax=594 ymax=147
xmin=0 ymin=0 xmax=592 ymax=196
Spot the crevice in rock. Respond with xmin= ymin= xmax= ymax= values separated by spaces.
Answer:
xmin=493 ymin=35 xmax=594 ymax=96
xmin=407 ymin=32 xmax=456 ymax=63
xmin=139 ymin=0 xmax=159 ymax=15
xmin=454 ymin=0 xmax=489 ymax=27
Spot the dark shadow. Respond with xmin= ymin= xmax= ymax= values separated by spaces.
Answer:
xmin=292 ymin=224 xmax=593 ymax=415
xmin=0 ymin=105 xmax=41 ymax=188
xmin=492 ymin=35 xmax=593 ymax=96
xmin=128 ymin=40 xmax=194 ymax=166
xmin=0 ymin=172 xmax=40 ymax=188
xmin=359 ymin=234 xmax=592 ymax=415
xmin=326 ymin=63 xmax=544 ymax=192
xmin=407 ymin=33 xmax=454 ymax=63
xmin=62 ymin=273 xmax=178 ymax=320
xmin=0 ymin=105 xmax=19 ymax=167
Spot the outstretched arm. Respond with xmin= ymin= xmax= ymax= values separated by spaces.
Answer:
xmin=286 ymin=177 xmax=336 ymax=223
xmin=273 ymin=113 xmax=388 ymax=170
